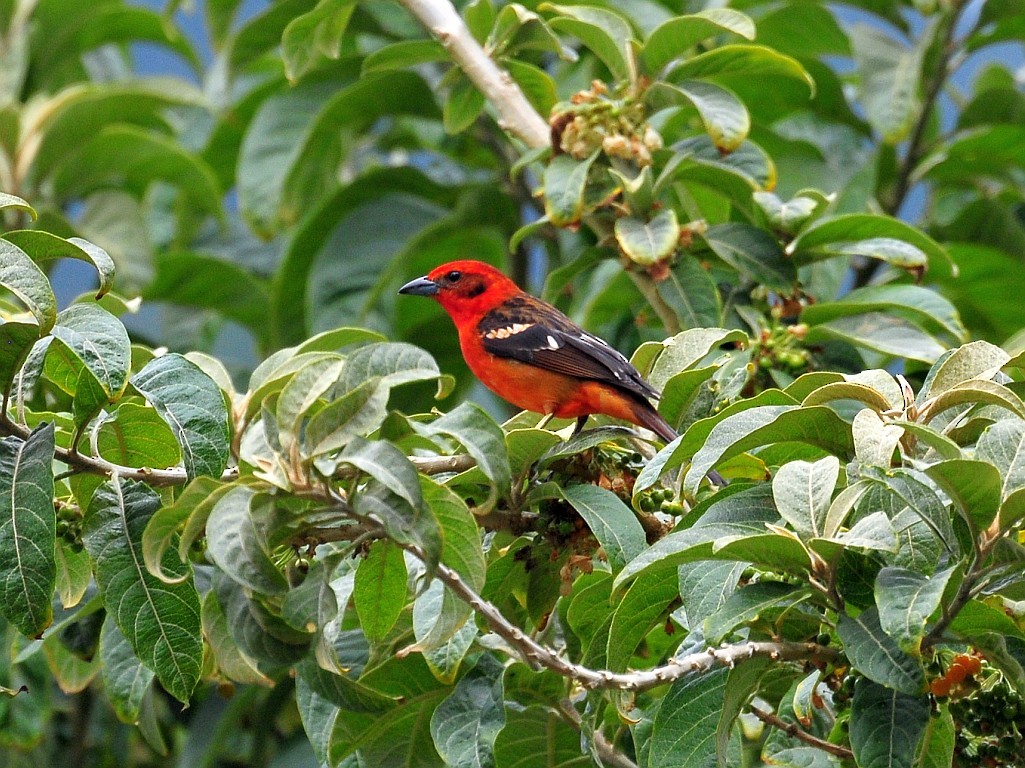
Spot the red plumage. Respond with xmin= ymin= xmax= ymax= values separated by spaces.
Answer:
xmin=399 ymin=260 xmax=677 ymax=442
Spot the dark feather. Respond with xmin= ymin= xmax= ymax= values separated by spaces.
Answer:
xmin=478 ymin=295 xmax=660 ymax=402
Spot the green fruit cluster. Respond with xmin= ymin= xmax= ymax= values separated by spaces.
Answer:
xmin=951 ymin=674 xmax=1025 ymax=767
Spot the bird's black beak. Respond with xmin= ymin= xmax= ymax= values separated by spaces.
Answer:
xmin=398 ymin=276 xmax=439 ymax=297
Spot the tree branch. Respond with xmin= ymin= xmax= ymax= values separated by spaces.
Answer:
xmin=0 ymin=411 xmax=476 ymax=488
xmin=398 ymin=0 xmax=549 ymax=149
xmin=558 ymin=700 xmax=638 ymax=768
xmin=749 ymin=705 xmax=853 ymax=759
xmin=400 ymin=539 xmax=837 ymax=692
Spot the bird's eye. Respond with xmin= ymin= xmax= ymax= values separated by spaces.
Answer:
xmin=446 ymin=270 xmax=462 ymax=283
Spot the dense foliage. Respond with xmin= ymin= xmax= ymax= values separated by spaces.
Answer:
xmin=1 ymin=0 xmax=1024 ymax=765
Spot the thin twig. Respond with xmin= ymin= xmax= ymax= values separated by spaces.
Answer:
xmin=558 ymin=700 xmax=638 ymax=768
xmin=626 ymin=270 xmax=682 ymax=335
xmin=749 ymin=705 xmax=853 ymax=759
xmin=398 ymin=0 xmax=549 ymax=149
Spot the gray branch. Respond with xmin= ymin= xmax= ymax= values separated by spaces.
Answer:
xmin=399 ymin=0 xmax=550 ymax=148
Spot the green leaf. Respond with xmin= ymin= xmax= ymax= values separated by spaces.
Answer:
xmin=703 ymin=581 xmax=807 ymax=645
xmin=837 ymin=608 xmax=925 ymax=695
xmin=142 ymin=476 xmax=226 ymax=584
xmin=336 ymin=437 xmax=422 ymax=510
xmin=948 ymin=599 xmax=1025 ymax=640
xmin=800 ymin=285 xmax=965 ymax=344
xmin=925 ymin=460 xmax=1002 ymax=533
xmin=354 ymin=540 xmax=407 ymax=643
xmin=0 ymin=322 xmax=40 ymax=396
xmin=505 ymin=59 xmax=558 ymax=116
xmin=206 ymin=485 xmax=289 ymax=595
xmin=791 ymin=214 xmax=954 ymax=277
xmin=649 ymin=667 xmax=729 ymax=768
xmin=654 ymin=255 xmax=723 ymax=329
xmin=201 ymin=590 xmax=271 ymax=686
xmin=238 ymin=78 xmax=346 ymax=236
xmin=915 ymin=708 xmax=955 ymax=768
xmin=421 ymin=402 xmax=511 ymax=499
xmin=544 ymin=4 xmax=633 ymax=80
xmin=605 ymin=569 xmax=677 ymax=672
xmin=212 ymin=571 xmax=311 ymax=665
xmin=43 ymin=6 xmax=200 ymax=74
xmin=642 ymin=9 xmax=755 ymax=73
xmin=850 ymin=680 xmax=929 ymax=768
xmin=444 ymin=75 xmax=486 ymax=134
xmin=852 ymin=408 xmax=903 ymax=468
xmin=0 ymin=239 xmax=57 ymax=333
xmin=922 ymin=340 xmax=1009 ymax=399
xmin=806 ymin=314 xmax=947 ymax=364
xmin=875 ymin=566 xmax=955 ymax=654
xmin=0 ymin=424 xmax=55 ymax=638
xmin=28 ymin=80 xmax=206 ymax=184
xmin=94 ymin=402 xmax=181 ymax=471
xmin=615 ymin=209 xmax=679 ymax=266
xmin=0 ymin=193 xmax=36 ymax=219
xmin=340 ymin=341 xmax=452 ymax=398
xmin=430 ymin=654 xmax=505 ymax=768
xmin=131 ymin=353 xmax=231 ymax=481
xmin=803 ymin=381 xmax=896 ymax=414
xmin=683 ymin=405 xmax=853 ymax=496
xmin=678 ymin=561 xmax=746 ymax=631
xmin=615 ymin=486 xmax=813 ymax=590
xmin=672 ymin=134 xmax=776 ymax=192
xmin=83 ymin=480 xmax=202 ymax=703
xmin=276 ymin=355 xmax=344 ymax=450
xmin=919 ymin=125 xmax=1025 ymax=184
xmin=144 ymin=252 xmax=271 ymax=340
xmin=647 ymin=80 xmax=750 ymax=151
xmin=296 ymin=657 xmax=397 ymax=714
xmin=362 ymin=40 xmax=448 ymax=74
xmin=772 ymin=456 xmax=840 ymax=539
xmin=3 ymin=232 xmax=115 ymax=299
xmin=559 ymin=484 xmax=645 ymax=572
xmin=354 ymin=479 xmax=442 ymax=578
xmin=303 ymin=379 xmax=389 ymax=459
xmin=47 ymin=303 xmax=131 ymax=402
xmin=702 ymin=222 xmax=796 ymax=290
xmin=850 ymin=23 xmax=924 ymax=143
xmin=977 ymin=419 xmax=1025 ymax=498
xmin=646 ymin=327 xmax=748 ymax=390
xmin=493 ymin=706 xmax=585 ymax=768
xmin=543 ymin=152 xmax=598 ymax=227
xmin=414 ymin=479 xmax=486 ymax=652
xmin=865 ymin=469 xmax=957 ymax=556
xmin=668 ymin=44 xmax=814 ymax=94
xmin=52 ymin=125 xmax=222 ymax=216
xmin=55 ymin=539 xmax=91 ymax=609
xmin=99 ymin=615 xmax=154 ymax=724
xmin=281 ymin=0 xmax=355 ymax=81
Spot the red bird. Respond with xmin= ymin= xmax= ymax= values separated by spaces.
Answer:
xmin=399 ymin=260 xmax=677 ymax=442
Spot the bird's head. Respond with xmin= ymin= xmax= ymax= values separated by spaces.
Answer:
xmin=399 ymin=260 xmax=521 ymax=323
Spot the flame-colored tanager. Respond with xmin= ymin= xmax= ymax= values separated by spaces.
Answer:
xmin=399 ymin=260 xmax=677 ymax=442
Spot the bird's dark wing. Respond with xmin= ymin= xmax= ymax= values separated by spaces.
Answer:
xmin=478 ymin=295 xmax=660 ymax=401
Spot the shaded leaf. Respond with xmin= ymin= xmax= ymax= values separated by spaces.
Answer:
xmin=0 ymin=424 xmax=55 ymax=638
xmin=559 ymin=484 xmax=645 ymax=572
xmin=354 ymin=540 xmax=407 ymax=643
xmin=850 ymin=680 xmax=929 ymax=768
xmin=131 ymin=353 xmax=231 ymax=481
xmin=837 ymin=608 xmax=925 ymax=695
xmin=83 ymin=480 xmax=202 ymax=702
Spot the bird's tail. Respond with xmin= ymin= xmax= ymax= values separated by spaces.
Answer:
xmin=628 ymin=399 xmax=678 ymax=443
xmin=630 ymin=398 xmax=727 ymax=487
